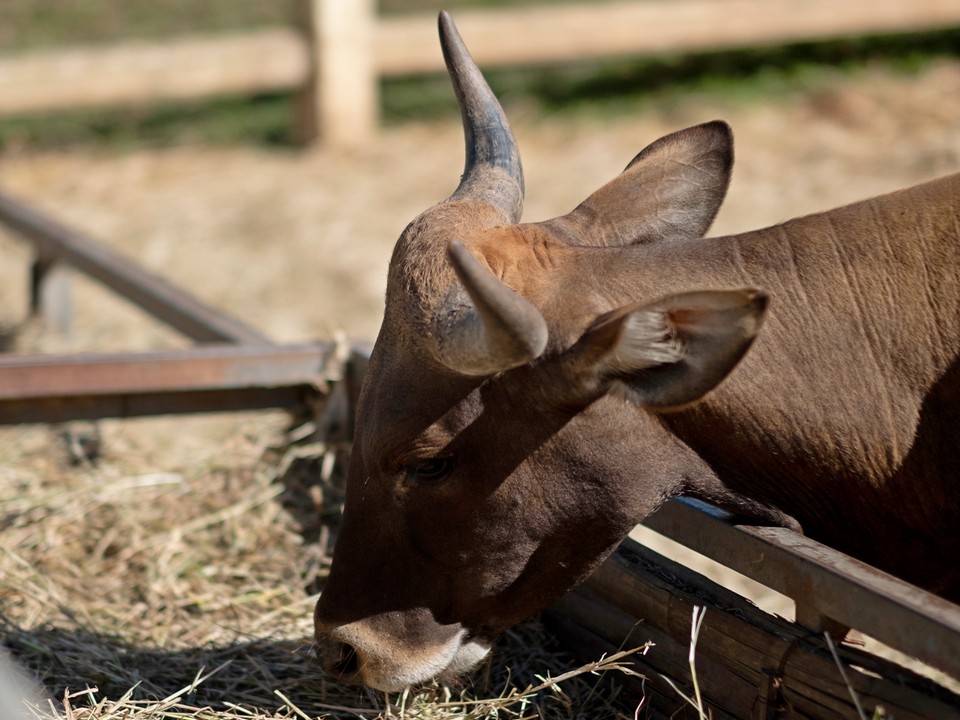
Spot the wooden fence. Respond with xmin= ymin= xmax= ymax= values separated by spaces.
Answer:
xmin=1 ymin=0 xmax=960 ymax=147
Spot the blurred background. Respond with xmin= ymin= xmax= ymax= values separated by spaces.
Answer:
xmin=1 ymin=2 xmax=959 ymax=717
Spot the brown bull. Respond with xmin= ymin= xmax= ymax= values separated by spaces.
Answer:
xmin=314 ymin=12 xmax=960 ymax=690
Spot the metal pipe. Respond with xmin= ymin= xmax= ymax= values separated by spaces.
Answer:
xmin=0 ymin=190 xmax=270 ymax=345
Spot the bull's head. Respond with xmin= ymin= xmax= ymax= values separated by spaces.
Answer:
xmin=314 ymin=12 xmax=766 ymax=690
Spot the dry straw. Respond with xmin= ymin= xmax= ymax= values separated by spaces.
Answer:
xmin=1 ymin=407 xmax=651 ymax=720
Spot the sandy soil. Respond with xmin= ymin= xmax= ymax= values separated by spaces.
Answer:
xmin=1 ymin=58 xmax=959 ymax=706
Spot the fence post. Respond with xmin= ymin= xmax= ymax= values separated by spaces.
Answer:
xmin=29 ymin=257 xmax=73 ymax=342
xmin=295 ymin=0 xmax=377 ymax=147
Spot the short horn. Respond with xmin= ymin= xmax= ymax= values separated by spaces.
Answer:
xmin=434 ymin=241 xmax=548 ymax=376
xmin=439 ymin=11 xmax=524 ymax=222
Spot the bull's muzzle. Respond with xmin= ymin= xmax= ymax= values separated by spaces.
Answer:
xmin=314 ymin=606 xmax=490 ymax=691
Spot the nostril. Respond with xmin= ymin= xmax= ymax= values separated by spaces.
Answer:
xmin=323 ymin=642 xmax=361 ymax=682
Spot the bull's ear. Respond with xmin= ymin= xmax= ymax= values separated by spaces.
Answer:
xmin=571 ymin=289 xmax=766 ymax=409
xmin=544 ymin=121 xmax=733 ymax=247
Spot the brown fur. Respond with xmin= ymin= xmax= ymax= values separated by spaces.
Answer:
xmin=313 ymin=14 xmax=960 ymax=692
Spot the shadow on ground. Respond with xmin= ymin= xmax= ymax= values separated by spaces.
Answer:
xmin=1 ymin=611 xmax=640 ymax=718
xmin=0 ymin=617 xmax=360 ymax=715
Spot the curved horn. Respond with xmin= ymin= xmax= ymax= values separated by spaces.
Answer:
xmin=435 ymin=241 xmax=548 ymax=376
xmin=439 ymin=11 xmax=524 ymax=222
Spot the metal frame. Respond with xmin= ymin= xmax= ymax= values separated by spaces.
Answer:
xmin=0 ymin=344 xmax=336 ymax=423
xmin=0 ymin=189 xmax=269 ymax=345
xmin=0 ymin=189 xmax=338 ymax=423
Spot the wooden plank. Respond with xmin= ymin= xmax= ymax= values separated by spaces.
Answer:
xmin=0 ymin=190 xmax=270 ymax=345
xmin=547 ymin=538 xmax=960 ymax=719
xmin=0 ymin=29 xmax=309 ymax=116
xmin=377 ymin=0 xmax=960 ymax=75
xmin=643 ymin=498 xmax=960 ymax=680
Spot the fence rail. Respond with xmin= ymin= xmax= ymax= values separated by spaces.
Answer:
xmin=645 ymin=498 xmax=960 ymax=681
xmin=549 ymin=534 xmax=960 ymax=719
xmin=1 ymin=0 xmax=960 ymax=147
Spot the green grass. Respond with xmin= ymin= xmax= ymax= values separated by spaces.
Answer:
xmin=0 ymin=94 xmax=296 ymax=151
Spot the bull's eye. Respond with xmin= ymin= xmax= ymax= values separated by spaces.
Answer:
xmin=406 ymin=456 xmax=454 ymax=482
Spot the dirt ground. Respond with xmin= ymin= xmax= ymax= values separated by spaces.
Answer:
xmin=1 ymin=57 xmax=960 ymax=716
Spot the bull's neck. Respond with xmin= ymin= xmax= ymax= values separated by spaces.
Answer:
xmin=621 ymin=174 xmax=960 ymax=544
xmin=615 ymin=174 xmax=960 ymax=384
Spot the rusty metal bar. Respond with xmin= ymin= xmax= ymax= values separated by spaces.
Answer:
xmin=0 ymin=342 xmax=338 ymax=423
xmin=0 ymin=387 xmax=319 ymax=424
xmin=643 ymin=497 xmax=960 ymax=680
xmin=0 ymin=189 xmax=270 ymax=345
